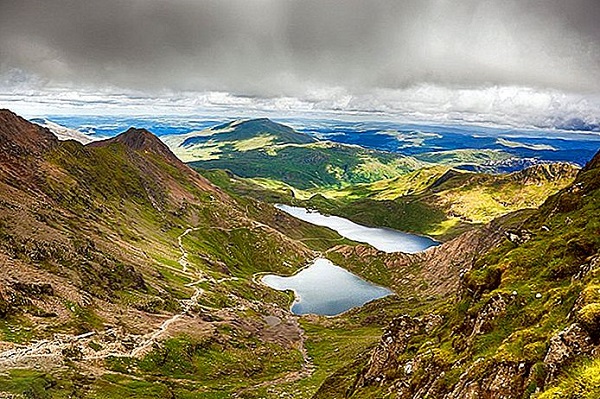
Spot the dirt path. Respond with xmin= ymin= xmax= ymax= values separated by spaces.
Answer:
xmin=0 ymin=227 xmax=207 ymax=369
xmin=130 ymin=286 xmax=203 ymax=358
xmin=178 ymin=227 xmax=201 ymax=272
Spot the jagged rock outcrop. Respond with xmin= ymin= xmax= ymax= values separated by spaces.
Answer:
xmin=505 ymin=229 xmax=533 ymax=245
xmin=354 ymin=310 xmax=535 ymax=399
xmin=543 ymin=323 xmax=595 ymax=383
xmin=469 ymin=293 xmax=509 ymax=338
xmin=358 ymin=314 xmax=443 ymax=385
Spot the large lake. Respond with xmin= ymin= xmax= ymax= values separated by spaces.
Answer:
xmin=261 ymin=258 xmax=393 ymax=316
xmin=276 ymin=204 xmax=439 ymax=253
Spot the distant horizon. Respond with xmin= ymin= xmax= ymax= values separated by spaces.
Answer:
xmin=17 ymin=110 xmax=600 ymax=139
xmin=26 ymin=109 xmax=600 ymax=170
xmin=3 ymin=84 xmax=600 ymax=135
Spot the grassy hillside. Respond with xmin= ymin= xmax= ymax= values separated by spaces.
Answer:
xmin=314 ymin=163 xmax=578 ymax=239
xmin=178 ymin=118 xmax=577 ymax=240
xmin=2 ymin=109 xmax=596 ymax=399
xmin=191 ymin=141 xmax=423 ymax=189
xmin=163 ymin=118 xmax=425 ymax=189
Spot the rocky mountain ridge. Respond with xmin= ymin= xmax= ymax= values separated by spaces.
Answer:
xmin=0 ymin=110 xmax=58 ymax=157
xmin=315 ymin=146 xmax=600 ymax=399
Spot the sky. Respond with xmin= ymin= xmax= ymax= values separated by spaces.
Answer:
xmin=1 ymin=0 xmax=600 ymax=129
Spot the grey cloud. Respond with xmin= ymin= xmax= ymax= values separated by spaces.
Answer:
xmin=1 ymin=0 xmax=600 ymax=98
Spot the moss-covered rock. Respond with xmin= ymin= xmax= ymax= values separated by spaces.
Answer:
xmin=577 ymin=303 xmax=600 ymax=336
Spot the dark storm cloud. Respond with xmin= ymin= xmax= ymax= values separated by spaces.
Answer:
xmin=1 ymin=0 xmax=600 ymax=97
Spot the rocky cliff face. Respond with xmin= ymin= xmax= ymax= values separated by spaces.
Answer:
xmin=0 ymin=109 xmax=58 ymax=157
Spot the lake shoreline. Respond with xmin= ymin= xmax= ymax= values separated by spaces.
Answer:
xmin=275 ymin=203 xmax=439 ymax=253
xmin=260 ymin=258 xmax=393 ymax=317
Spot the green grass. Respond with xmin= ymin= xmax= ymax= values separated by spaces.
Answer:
xmin=312 ymin=159 xmax=599 ymax=397
xmin=191 ymin=142 xmax=420 ymax=190
xmin=201 ymin=164 xmax=576 ymax=241
xmin=538 ymin=358 xmax=600 ymax=399
xmin=0 ymin=317 xmax=35 ymax=343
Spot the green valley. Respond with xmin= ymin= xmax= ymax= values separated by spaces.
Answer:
xmin=0 ymin=110 xmax=385 ymax=398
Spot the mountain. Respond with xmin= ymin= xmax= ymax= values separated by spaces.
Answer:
xmin=166 ymin=118 xmax=425 ymax=189
xmin=30 ymin=118 xmax=99 ymax=144
xmin=163 ymin=118 xmax=316 ymax=162
xmin=182 ymin=118 xmax=317 ymax=147
xmin=0 ymin=110 xmax=58 ymax=157
xmin=314 ymin=148 xmax=600 ymax=399
xmin=320 ymin=162 xmax=579 ymax=239
xmin=2 ymin=108 xmax=599 ymax=398
xmin=0 ymin=109 xmax=349 ymax=398
xmin=89 ymin=127 xmax=190 ymax=170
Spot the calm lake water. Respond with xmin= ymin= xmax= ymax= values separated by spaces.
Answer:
xmin=276 ymin=204 xmax=439 ymax=253
xmin=261 ymin=258 xmax=393 ymax=316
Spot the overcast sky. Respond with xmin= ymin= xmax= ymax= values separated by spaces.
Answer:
xmin=1 ymin=0 xmax=600 ymax=128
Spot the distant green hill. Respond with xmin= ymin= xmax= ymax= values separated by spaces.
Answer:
xmin=164 ymin=118 xmax=425 ymax=189
xmin=182 ymin=118 xmax=317 ymax=146
xmin=163 ymin=118 xmax=317 ymax=163
xmin=319 ymin=162 xmax=579 ymax=239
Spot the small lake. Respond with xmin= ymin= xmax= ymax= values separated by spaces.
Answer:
xmin=261 ymin=258 xmax=393 ymax=316
xmin=276 ymin=204 xmax=439 ymax=253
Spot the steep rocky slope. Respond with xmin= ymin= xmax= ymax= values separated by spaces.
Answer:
xmin=314 ymin=149 xmax=600 ymax=398
xmin=0 ymin=109 xmax=338 ymax=397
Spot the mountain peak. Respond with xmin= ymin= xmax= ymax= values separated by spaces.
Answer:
xmin=237 ymin=117 xmax=274 ymax=125
xmin=88 ymin=127 xmax=185 ymax=167
xmin=91 ymin=127 xmax=165 ymax=152
xmin=117 ymin=127 xmax=163 ymax=150
xmin=0 ymin=108 xmax=58 ymax=156
xmin=232 ymin=118 xmax=292 ymax=131
xmin=181 ymin=117 xmax=316 ymax=148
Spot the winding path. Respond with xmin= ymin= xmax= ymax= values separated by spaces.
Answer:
xmin=0 ymin=224 xmax=316 ymax=395
xmin=0 ymin=227 xmax=206 ymax=368
xmin=178 ymin=227 xmax=201 ymax=272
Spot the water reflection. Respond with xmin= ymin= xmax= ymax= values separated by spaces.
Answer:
xmin=276 ymin=204 xmax=438 ymax=253
xmin=262 ymin=258 xmax=393 ymax=316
